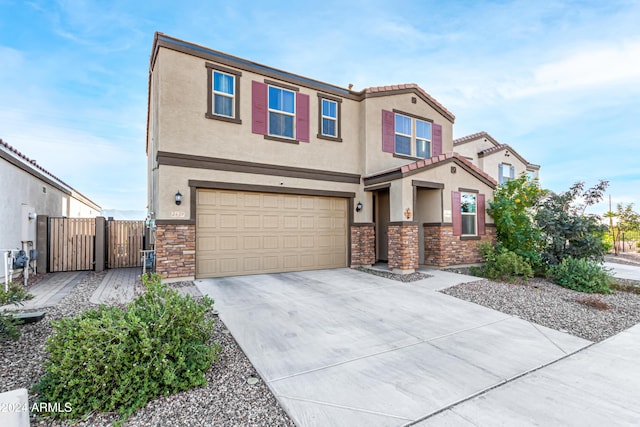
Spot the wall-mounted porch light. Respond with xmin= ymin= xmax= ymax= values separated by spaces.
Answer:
xmin=356 ymin=201 xmax=363 ymax=212
xmin=175 ymin=191 xmax=182 ymax=206
xmin=405 ymin=207 xmax=412 ymax=219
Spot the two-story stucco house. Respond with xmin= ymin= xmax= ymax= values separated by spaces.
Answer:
xmin=146 ymin=33 xmax=498 ymax=280
xmin=453 ymin=131 xmax=540 ymax=185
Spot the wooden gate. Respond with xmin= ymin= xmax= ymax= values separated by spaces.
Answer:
xmin=107 ymin=220 xmax=144 ymax=268
xmin=49 ymin=218 xmax=96 ymax=272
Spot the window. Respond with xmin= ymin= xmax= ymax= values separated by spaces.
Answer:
xmin=394 ymin=113 xmax=432 ymax=158
xmin=213 ymin=71 xmax=235 ymax=117
xmin=499 ymin=163 xmax=515 ymax=184
xmin=395 ymin=114 xmax=412 ymax=155
xmin=461 ymin=193 xmax=477 ymax=235
xmin=268 ymin=86 xmax=295 ymax=138
xmin=321 ymin=99 xmax=337 ymax=137
xmin=415 ymin=120 xmax=432 ymax=158
xmin=206 ymin=62 xmax=241 ymax=123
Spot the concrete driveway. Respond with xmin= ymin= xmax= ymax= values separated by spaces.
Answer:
xmin=196 ymin=269 xmax=590 ymax=426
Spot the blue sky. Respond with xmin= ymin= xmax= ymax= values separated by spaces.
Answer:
xmin=1 ymin=0 xmax=639 ymax=216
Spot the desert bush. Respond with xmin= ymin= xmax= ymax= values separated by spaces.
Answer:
xmin=476 ymin=242 xmax=533 ymax=282
xmin=35 ymin=274 xmax=220 ymax=423
xmin=0 ymin=282 xmax=33 ymax=340
xmin=488 ymin=173 xmax=545 ymax=268
xmin=549 ymin=257 xmax=613 ymax=294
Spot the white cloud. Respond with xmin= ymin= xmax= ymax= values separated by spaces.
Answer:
xmin=500 ymin=39 xmax=640 ymax=98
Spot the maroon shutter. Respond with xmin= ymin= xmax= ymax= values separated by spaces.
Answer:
xmin=382 ymin=109 xmax=395 ymax=153
xmin=432 ymin=123 xmax=442 ymax=156
xmin=477 ymin=193 xmax=486 ymax=235
xmin=296 ymin=92 xmax=310 ymax=142
xmin=452 ymin=191 xmax=462 ymax=236
xmin=252 ymin=81 xmax=268 ymax=135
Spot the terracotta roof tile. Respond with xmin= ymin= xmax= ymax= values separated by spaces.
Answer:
xmin=367 ymin=152 xmax=497 ymax=188
xmin=453 ymin=131 xmax=500 ymax=147
xmin=0 ymin=138 xmax=72 ymax=190
xmin=362 ymin=83 xmax=455 ymax=122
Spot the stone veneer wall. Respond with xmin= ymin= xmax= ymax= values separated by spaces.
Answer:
xmin=350 ymin=224 xmax=375 ymax=266
xmin=388 ymin=223 xmax=419 ymax=271
xmin=155 ymin=223 xmax=196 ymax=279
xmin=423 ymin=224 xmax=496 ymax=267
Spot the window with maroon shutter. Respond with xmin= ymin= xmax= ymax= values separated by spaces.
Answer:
xmin=432 ymin=123 xmax=443 ymax=156
xmin=452 ymin=191 xmax=462 ymax=236
xmin=251 ymin=81 xmax=268 ymax=135
xmin=477 ymin=194 xmax=486 ymax=235
xmin=296 ymin=92 xmax=310 ymax=142
xmin=382 ymin=109 xmax=395 ymax=153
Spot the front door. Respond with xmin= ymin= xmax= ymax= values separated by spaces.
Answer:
xmin=376 ymin=190 xmax=390 ymax=262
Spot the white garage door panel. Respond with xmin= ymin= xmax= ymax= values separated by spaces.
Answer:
xmin=196 ymin=189 xmax=348 ymax=278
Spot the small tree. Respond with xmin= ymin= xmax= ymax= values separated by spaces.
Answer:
xmin=487 ymin=173 xmax=546 ymax=268
xmin=535 ymin=180 xmax=609 ymax=265
xmin=608 ymin=203 xmax=640 ymax=254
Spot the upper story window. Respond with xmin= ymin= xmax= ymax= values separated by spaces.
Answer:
xmin=461 ymin=193 xmax=477 ymax=235
xmin=499 ymin=163 xmax=515 ymax=184
xmin=268 ymin=86 xmax=295 ymax=138
xmin=321 ymin=99 xmax=337 ymax=137
xmin=206 ymin=62 xmax=242 ymax=124
xmin=213 ymin=72 xmax=235 ymax=117
xmin=394 ymin=113 xmax=432 ymax=158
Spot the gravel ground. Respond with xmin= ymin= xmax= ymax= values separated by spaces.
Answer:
xmin=442 ymin=278 xmax=640 ymax=342
xmin=0 ymin=271 xmax=294 ymax=427
xmin=356 ymin=267 xmax=431 ymax=282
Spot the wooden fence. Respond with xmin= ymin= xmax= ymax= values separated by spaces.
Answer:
xmin=49 ymin=218 xmax=96 ymax=272
xmin=46 ymin=218 xmax=145 ymax=272
xmin=107 ymin=220 xmax=145 ymax=268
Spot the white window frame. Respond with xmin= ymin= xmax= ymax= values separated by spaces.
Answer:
xmin=321 ymin=99 xmax=338 ymax=137
xmin=499 ymin=163 xmax=515 ymax=184
xmin=268 ymin=86 xmax=296 ymax=139
xmin=415 ymin=119 xmax=432 ymax=159
xmin=394 ymin=113 xmax=433 ymax=158
xmin=394 ymin=113 xmax=412 ymax=156
xmin=461 ymin=192 xmax=477 ymax=236
xmin=212 ymin=71 xmax=235 ymax=118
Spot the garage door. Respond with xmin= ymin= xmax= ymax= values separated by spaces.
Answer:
xmin=196 ymin=189 xmax=348 ymax=278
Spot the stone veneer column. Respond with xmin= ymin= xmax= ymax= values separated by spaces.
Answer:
xmin=387 ymin=222 xmax=419 ymax=273
xmin=155 ymin=223 xmax=196 ymax=279
xmin=350 ymin=224 xmax=375 ymax=267
xmin=423 ymin=223 xmax=496 ymax=266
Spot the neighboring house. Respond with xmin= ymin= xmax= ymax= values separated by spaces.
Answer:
xmin=0 ymin=139 xmax=101 ymax=279
xmin=146 ymin=33 xmax=498 ymax=280
xmin=453 ymin=131 xmax=540 ymax=184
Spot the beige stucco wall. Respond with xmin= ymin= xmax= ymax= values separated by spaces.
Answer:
xmin=453 ymin=138 xmax=495 ymax=167
xmin=156 ymin=165 xmax=364 ymax=221
xmin=362 ymin=93 xmax=454 ymax=176
xmin=480 ymin=150 xmax=530 ymax=183
xmin=154 ymin=48 xmax=362 ymax=176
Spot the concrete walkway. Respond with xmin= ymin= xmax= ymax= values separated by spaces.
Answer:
xmin=90 ymin=267 xmax=142 ymax=305
xmin=421 ymin=322 xmax=640 ymax=426
xmin=196 ymin=268 xmax=592 ymax=426
xmin=0 ymin=271 xmax=87 ymax=311
xmin=605 ymin=261 xmax=640 ymax=281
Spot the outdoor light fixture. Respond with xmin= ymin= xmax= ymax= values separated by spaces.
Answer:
xmin=356 ymin=201 xmax=363 ymax=212
xmin=175 ymin=191 xmax=182 ymax=205
xmin=405 ymin=207 xmax=412 ymax=219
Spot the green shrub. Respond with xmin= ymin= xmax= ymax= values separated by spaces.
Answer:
xmin=0 ymin=282 xmax=33 ymax=340
xmin=477 ymin=242 xmax=533 ymax=282
xmin=35 ymin=274 xmax=220 ymax=423
xmin=549 ymin=257 xmax=613 ymax=294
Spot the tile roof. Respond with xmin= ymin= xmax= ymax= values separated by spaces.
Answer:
xmin=362 ymin=83 xmax=455 ymax=123
xmin=0 ymin=138 xmax=72 ymax=189
xmin=477 ymin=143 xmax=536 ymax=169
xmin=453 ymin=131 xmax=500 ymax=147
xmin=366 ymin=152 xmax=497 ymax=188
